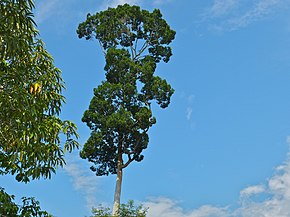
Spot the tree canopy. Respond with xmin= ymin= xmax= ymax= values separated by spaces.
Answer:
xmin=0 ymin=0 xmax=79 ymax=183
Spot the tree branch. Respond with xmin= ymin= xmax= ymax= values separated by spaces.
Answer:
xmin=134 ymin=40 xmax=148 ymax=60
xmin=98 ymin=40 xmax=106 ymax=55
xmin=122 ymin=154 xmax=135 ymax=169
xmin=134 ymin=55 xmax=147 ymax=61
xmin=134 ymin=38 xmax=139 ymax=57
xmin=130 ymin=43 xmax=135 ymax=59
xmin=126 ymin=25 xmax=136 ymax=60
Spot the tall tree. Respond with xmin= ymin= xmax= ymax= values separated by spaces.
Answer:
xmin=77 ymin=4 xmax=175 ymax=215
xmin=0 ymin=0 xmax=79 ymax=183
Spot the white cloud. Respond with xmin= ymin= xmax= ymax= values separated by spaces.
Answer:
xmin=186 ymin=94 xmax=195 ymax=121
xmin=239 ymin=184 xmax=265 ymax=198
xmin=34 ymin=0 xmax=83 ymax=26
xmin=144 ymin=198 xmax=186 ymax=217
xmin=34 ymin=0 xmax=172 ymax=25
xmin=144 ymin=149 xmax=290 ymax=217
xmin=227 ymin=0 xmax=283 ymax=30
xmin=206 ymin=0 xmax=239 ymax=18
xmin=186 ymin=107 xmax=193 ymax=120
xmin=144 ymin=198 xmax=230 ymax=217
xmin=34 ymin=0 xmax=143 ymax=25
xmin=203 ymin=0 xmax=290 ymax=31
xmin=63 ymin=159 xmax=101 ymax=210
xmin=34 ymin=0 xmax=60 ymax=24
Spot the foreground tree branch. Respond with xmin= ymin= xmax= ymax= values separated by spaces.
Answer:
xmin=0 ymin=0 xmax=79 ymax=183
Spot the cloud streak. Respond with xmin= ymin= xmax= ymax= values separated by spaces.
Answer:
xmin=34 ymin=0 xmax=142 ymax=25
xmin=185 ymin=94 xmax=195 ymax=121
xmin=34 ymin=0 xmax=174 ymax=25
xmin=144 ymin=149 xmax=290 ymax=217
xmin=203 ymin=0 xmax=290 ymax=31
xmin=34 ymin=0 xmax=82 ymax=26
xmin=34 ymin=0 xmax=59 ymax=24
xmin=206 ymin=0 xmax=239 ymax=18
xmin=186 ymin=107 xmax=193 ymax=120
xmin=63 ymin=159 xmax=100 ymax=210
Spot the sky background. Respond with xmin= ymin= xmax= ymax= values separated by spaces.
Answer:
xmin=3 ymin=0 xmax=290 ymax=216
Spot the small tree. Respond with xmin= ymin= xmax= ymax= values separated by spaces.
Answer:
xmin=77 ymin=4 xmax=175 ymax=215
xmin=90 ymin=200 xmax=147 ymax=217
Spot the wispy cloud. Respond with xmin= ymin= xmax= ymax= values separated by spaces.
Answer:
xmin=34 ymin=0 xmax=59 ymax=24
xmin=34 ymin=0 xmax=142 ymax=25
xmin=34 ymin=0 xmax=173 ymax=25
xmin=34 ymin=0 xmax=83 ymax=26
xmin=186 ymin=94 xmax=195 ymax=121
xmin=144 ymin=147 xmax=290 ymax=217
xmin=206 ymin=0 xmax=239 ymax=18
xmin=63 ymin=158 xmax=101 ymax=210
xmin=186 ymin=107 xmax=193 ymax=120
xmin=203 ymin=0 xmax=290 ymax=31
xmin=227 ymin=0 xmax=283 ymax=30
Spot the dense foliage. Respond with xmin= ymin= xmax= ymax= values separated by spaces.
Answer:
xmin=0 ymin=0 xmax=79 ymax=183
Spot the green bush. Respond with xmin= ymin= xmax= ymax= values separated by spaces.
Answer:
xmin=90 ymin=200 xmax=147 ymax=217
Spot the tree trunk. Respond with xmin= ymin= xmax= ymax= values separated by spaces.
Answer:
xmin=112 ymin=143 xmax=123 ymax=216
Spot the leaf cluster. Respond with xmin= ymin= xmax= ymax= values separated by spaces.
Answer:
xmin=0 ymin=0 xmax=79 ymax=183
xmin=78 ymin=4 xmax=175 ymax=176
xmin=0 ymin=187 xmax=52 ymax=217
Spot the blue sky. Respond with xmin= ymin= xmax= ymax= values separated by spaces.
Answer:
xmin=3 ymin=0 xmax=290 ymax=216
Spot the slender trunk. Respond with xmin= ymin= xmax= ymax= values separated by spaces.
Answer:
xmin=112 ymin=143 xmax=123 ymax=216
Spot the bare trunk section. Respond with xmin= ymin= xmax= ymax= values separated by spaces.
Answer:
xmin=112 ymin=142 xmax=123 ymax=216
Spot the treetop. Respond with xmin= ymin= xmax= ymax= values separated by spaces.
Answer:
xmin=77 ymin=4 xmax=176 ymax=63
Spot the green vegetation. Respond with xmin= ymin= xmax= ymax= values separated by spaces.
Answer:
xmin=77 ymin=4 xmax=175 ymax=215
xmin=0 ymin=0 xmax=79 ymax=183
xmin=0 ymin=0 xmax=79 ymax=215
xmin=90 ymin=200 xmax=147 ymax=217
xmin=0 ymin=188 xmax=52 ymax=217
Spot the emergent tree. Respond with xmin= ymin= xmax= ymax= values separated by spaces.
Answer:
xmin=77 ymin=4 xmax=175 ymax=215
